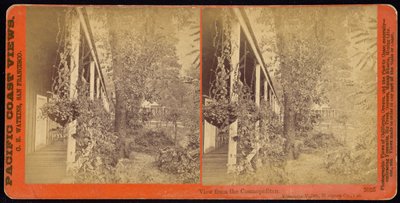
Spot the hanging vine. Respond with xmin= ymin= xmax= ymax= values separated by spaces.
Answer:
xmin=41 ymin=8 xmax=80 ymax=129
xmin=203 ymin=9 xmax=239 ymax=129
xmin=52 ymin=8 xmax=74 ymax=99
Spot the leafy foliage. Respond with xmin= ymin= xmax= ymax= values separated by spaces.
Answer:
xmin=133 ymin=130 xmax=174 ymax=155
xmin=303 ymin=132 xmax=342 ymax=150
xmin=156 ymin=140 xmax=200 ymax=183
xmin=41 ymin=95 xmax=118 ymax=183
xmin=319 ymin=7 xmax=377 ymax=181
xmin=324 ymin=145 xmax=376 ymax=183
xmin=107 ymin=9 xmax=201 ymax=162
xmin=104 ymin=8 xmax=201 ymax=181
xmin=232 ymin=99 xmax=287 ymax=183
xmin=71 ymin=97 xmax=118 ymax=183
xmin=203 ymin=102 xmax=239 ymax=128
xmin=51 ymin=8 xmax=75 ymax=99
xmin=202 ymin=9 xmax=240 ymax=128
xmin=41 ymin=98 xmax=79 ymax=127
xmin=203 ymin=10 xmax=287 ymax=176
xmin=258 ymin=103 xmax=286 ymax=163
xmin=262 ymin=8 xmax=350 ymax=157
xmin=232 ymin=7 xmax=377 ymax=184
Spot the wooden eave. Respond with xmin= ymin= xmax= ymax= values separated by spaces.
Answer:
xmin=76 ymin=7 xmax=111 ymax=103
xmin=232 ymin=8 xmax=281 ymax=105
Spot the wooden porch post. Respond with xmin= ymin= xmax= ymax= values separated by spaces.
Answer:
xmin=203 ymin=100 xmax=216 ymax=153
xmin=255 ymin=65 xmax=261 ymax=107
xmin=102 ymin=89 xmax=110 ymax=112
xmin=203 ymin=121 xmax=216 ymax=153
xmin=264 ymin=81 xmax=268 ymax=101
xmin=227 ymin=20 xmax=241 ymax=173
xmin=203 ymin=98 xmax=216 ymax=153
xmin=244 ymin=64 xmax=261 ymax=168
xmin=89 ymin=62 xmax=95 ymax=100
xmin=96 ymin=78 xmax=100 ymax=99
xmin=272 ymin=95 xmax=275 ymax=113
xmin=66 ymin=13 xmax=80 ymax=173
xmin=254 ymin=64 xmax=261 ymax=167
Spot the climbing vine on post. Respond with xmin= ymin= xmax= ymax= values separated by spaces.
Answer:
xmin=41 ymin=8 xmax=78 ymax=137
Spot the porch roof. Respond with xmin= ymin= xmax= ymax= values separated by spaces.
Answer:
xmin=232 ymin=8 xmax=281 ymax=105
xmin=76 ymin=8 xmax=112 ymax=103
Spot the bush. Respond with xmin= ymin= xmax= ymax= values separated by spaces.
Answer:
xmin=132 ymin=130 xmax=174 ymax=155
xmin=324 ymin=145 xmax=376 ymax=183
xmin=70 ymin=98 xmax=118 ymax=183
xmin=235 ymin=163 xmax=289 ymax=185
xmin=156 ymin=146 xmax=199 ymax=183
xmin=233 ymin=100 xmax=287 ymax=175
xmin=303 ymin=132 xmax=342 ymax=150
xmin=258 ymin=107 xmax=286 ymax=166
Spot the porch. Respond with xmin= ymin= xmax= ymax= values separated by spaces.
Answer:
xmin=25 ymin=140 xmax=69 ymax=183
xmin=25 ymin=7 xmax=112 ymax=183
xmin=202 ymin=144 xmax=230 ymax=185
xmin=201 ymin=8 xmax=282 ymax=182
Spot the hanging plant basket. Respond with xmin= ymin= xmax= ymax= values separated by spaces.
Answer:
xmin=203 ymin=102 xmax=238 ymax=128
xmin=41 ymin=98 xmax=80 ymax=127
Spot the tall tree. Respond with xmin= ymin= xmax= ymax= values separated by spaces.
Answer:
xmin=105 ymin=8 xmax=199 ymax=158
xmin=267 ymin=7 xmax=339 ymax=158
xmin=107 ymin=8 xmax=181 ymax=158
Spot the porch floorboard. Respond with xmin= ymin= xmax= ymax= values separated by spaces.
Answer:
xmin=202 ymin=144 xmax=232 ymax=185
xmin=26 ymin=141 xmax=69 ymax=184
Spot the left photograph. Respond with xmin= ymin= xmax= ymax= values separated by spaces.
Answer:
xmin=25 ymin=6 xmax=200 ymax=184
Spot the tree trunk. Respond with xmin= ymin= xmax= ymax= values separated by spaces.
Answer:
xmin=115 ymin=88 xmax=128 ymax=158
xmin=283 ymin=92 xmax=296 ymax=159
xmin=108 ymin=12 xmax=128 ymax=159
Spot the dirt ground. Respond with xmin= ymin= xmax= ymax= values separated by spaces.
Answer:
xmin=144 ymin=125 xmax=190 ymax=148
xmin=285 ymin=147 xmax=377 ymax=185
xmin=286 ymin=149 xmax=350 ymax=184
xmin=116 ymin=151 xmax=182 ymax=183
xmin=233 ymin=146 xmax=376 ymax=185
xmin=115 ymin=125 xmax=194 ymax=184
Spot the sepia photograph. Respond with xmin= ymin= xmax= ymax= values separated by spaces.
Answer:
xmin=202 ymin=7 xmax=378 ymax=185
xmin=25 ymin=6 xmax=200 ymax=184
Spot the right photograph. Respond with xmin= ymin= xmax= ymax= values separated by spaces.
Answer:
xmin=201 ymin=7 xmax=377 ymax=185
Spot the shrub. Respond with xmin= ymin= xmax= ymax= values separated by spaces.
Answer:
xmin=235 ymin=163 xmax=289 ymax=185
xmin=303 ymin=132 xmax=342 ymax=150
xmin=132 ymin=130 xmax=175 ymax=155
xmin=156 ymin=145 xmax=199 ymax=183
xmin=324 ymin=143 xmax=376 ymax=183
xmin=70 ymin=98 xmax=118 ymax=183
